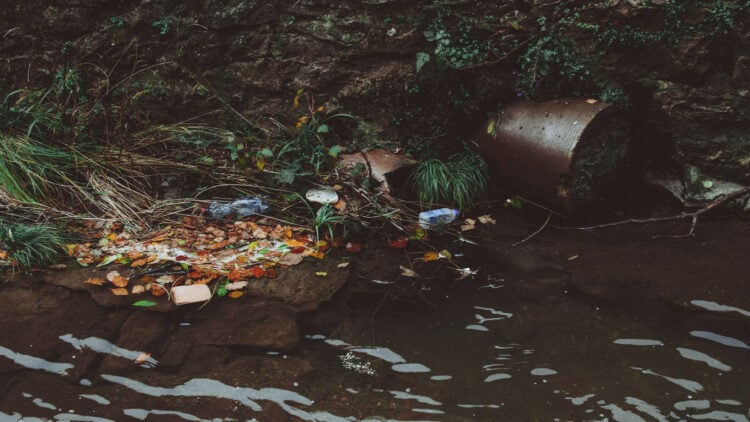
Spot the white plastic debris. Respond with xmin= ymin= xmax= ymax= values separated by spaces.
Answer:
xmin=306 ymin=187 xmax=339 ymax=204
xmin=171 ymin=284 xmax=212 ymax=305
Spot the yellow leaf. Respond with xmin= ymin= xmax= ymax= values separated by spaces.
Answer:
xmin=315 ymin=271 xmax=328 ymax=277
xmin=228 ymin=291 xmax=244 ymax=299
xmin=293 ymin=95 xmax=300 ymax=109
xmin=107 ymin=233 xmax=117 ymax=241
xmin=309 ymin=251 xmax=326 ymax=260
xmin=256 ymin=157 xmax=265 ymax=171
xmin=439 ymin=249 xmax=452 ymax=260
xmin=66 ymin=244 xmax=77 ymax=256
xmin=286 ymin=239 xmax=306 ymax=247
xmin=422 ymin=252 xmax=440 ymax=262
xmin=130 ymin=258 xmax=148 ymax=268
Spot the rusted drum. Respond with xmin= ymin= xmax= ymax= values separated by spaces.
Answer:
xmin=476 ymin=99 xmax=629 ymax=212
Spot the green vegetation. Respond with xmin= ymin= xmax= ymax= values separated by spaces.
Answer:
xmin=0 ymin=220 xmax=66 ymax=271
xmin=409 ymin=151 xmax=489 ymax=210
xmin=271 ymin=91 xmax=355 ymax=185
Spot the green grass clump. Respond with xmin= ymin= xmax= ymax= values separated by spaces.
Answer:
xmin=410 ymin=151 xmax=489 ymax=209
xmin=0 ymin=220 xmax=66 ymax=271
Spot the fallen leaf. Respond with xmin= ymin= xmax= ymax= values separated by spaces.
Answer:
xmin=131 ymin=285 xmax=146 ymax=294
xmin=228 ymin=291 xmax=244 ymax=299
xmin=422 ymin=252 xmax=440 ymax=262
xmin=127 ymin=251 xmax=145 ymax=260
xmin=132 ymin=300 xmax=157 ymax=307
xmin=399 ymin=265 xmax=418 ymax=277
xmin=251 ymin=267 xmax=265 ymax=278
xmin=337 ymin=262 xmax=350 ymax=268
xmin=134 ymin=352 xmax=152 ymax=364
xmin=477 ymin=214 xmax=496 ymax=225
xmin=286 ymin=239 xmax=306 ymax=247
xmin=567 ymin=255 xmax=579 ymax=261
xmin=155 ymin=275 xmax=174 ymax=284
xmin=333 ymin=198 xmax=347 ymax=211
xmin=130 ymin=258 xmax=148 ymax=268
xmin=175 ymin=255 xmax=188 ymax=261
xmin=76 ymin=257 xmax=93 ymax=267
xmin=110 ymin=287 xmax=129 ymax=296
xmin=388 ymin=237 xmax=408 ymax=248
xmin=98 ymin=254 xmax=122 ymax=267
xmin=439 ymin=249 xmax=452 ymax=260
xmin=84 ymin=277 xmax=105 ymax=286
xmin=309 ymin=251 xmax=326 ymax=260
xmin=461 ymin=218 xmax=476 ymax=232
xmin=228 ymin=268 xmax=250 ymax=281
xmin=110 ymin=275 xmax=129 ymax=288
xmin=149 ymin=284 xmax=167 ymax=296
xmin=265 ymin=268 xmax=277 ymax=278
xmin=194 ymin=277 xmax=213 ymax=284
xmin=106 ymin=271 xmax=121 ymax=282
xmin=315 ymin=271 xmax=328 ymax=277
xmin=146 ymin=254 xmax=158 ymax=263
xmin=236 ymin=255 xmax=248 ymax=264
xmin=278 ymin=253 xmax=304 ymax=266
xmin=226 ymin=281 xmax=248 ymax=290
xmin=586 ymin=98 xmax=599 ymax=104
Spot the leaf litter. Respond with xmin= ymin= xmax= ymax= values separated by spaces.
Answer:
xmin=70 ymin=216 xmax=320 ymax=305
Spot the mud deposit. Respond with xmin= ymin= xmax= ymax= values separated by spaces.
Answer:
xmin=1 ymin=216 xmax=749 ymax=421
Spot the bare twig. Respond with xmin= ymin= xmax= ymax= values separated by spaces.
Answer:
xmin=575 ymin=187 xmax=750 ymax=237
xmin=513 ymin=211 xmax=552 ymax=246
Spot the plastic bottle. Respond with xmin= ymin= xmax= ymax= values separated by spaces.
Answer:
xmin=206 ymin=197 xmax=269 ymax=219
xmin=418 ymin=208 xmax=459 ymax=229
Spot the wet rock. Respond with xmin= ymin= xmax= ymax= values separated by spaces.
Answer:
xmin=188 ymin=302 xmax=299 ymax=349
xmin=247 ymin=257 xmax=350 ymax=311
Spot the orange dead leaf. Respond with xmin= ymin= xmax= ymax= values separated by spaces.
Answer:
xmin=309 ymin=251 xmax=326 ymax=260
xmin=111 ymin=275 xmax=129 ymax=288
xmin=134 ymin=352 xmax=152 ymax=364
xmin=236 ymin=255 xmax=248 ymax=264
xmin=333 ymin=198 xmax=347 ymax=211
xmin=84 ymin=277 xmax=105 ymax=286
xmin=286 ymin=239 xmax=306 ymax=247
xmin=149 ymin=284 xmax=167 ymax=297
xmin=228 ymin=291 xmax=244 ymax=299
xmin=110 ymin=287 xmax=129 ymax=296
xmin=141 ymin=276 xmax=156 ymax=284
xmin=127 ymin=251 xmax=145 ymax=260
xmin=131 ymin=285 xmax=146 ymax=294
xmin=228 ymin=268 xmax=251 ymax=281
xmin=146 ymin=254 xmax=158 ymax=263
xmin=194 ymin=277 xmax=213 ymax=285
xmin=251 ymin=266 xmax=265 ymax=278
xmin=130 ymin=258 xmax=148 ymax=268
xmin=422 ymin=252 xmax=440 ymax=262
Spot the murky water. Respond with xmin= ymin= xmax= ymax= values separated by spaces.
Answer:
xmin=1 ymin=248 xmax=749 ymax=421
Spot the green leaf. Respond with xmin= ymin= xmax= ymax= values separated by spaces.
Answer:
xmin=328 ymin=144 xmax=342 ymax=158
xmin=132 ymin=300 xmax=158 ymax=307
xmin=317 ymin=124 xmax=330 ymax=134
xmin=416 ymin=52 xmax=431 ymax=72
xmin=217 ymin=286 xmax=228 ymax=297
xmin=259 ymin=148 xmax=274 ymax=157
xmin=486 ymin=120 xmax=496 ymax=135
xmin=97 ymin=253 xmax=122 ymax=267
xmin=76 ymin=257 xmax=90 ymax=267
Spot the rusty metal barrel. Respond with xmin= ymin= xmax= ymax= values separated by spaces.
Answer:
xmin=476 ymin=99 xmax=629 ymax=212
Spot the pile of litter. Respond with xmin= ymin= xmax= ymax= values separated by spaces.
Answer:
xmin=68 ymin=216 xmax=325 ymax=306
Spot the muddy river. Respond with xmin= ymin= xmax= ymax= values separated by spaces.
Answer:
xmin=1 ymin=216 xmax=748 ymax=421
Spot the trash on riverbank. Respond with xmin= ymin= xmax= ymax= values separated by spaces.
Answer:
xmin=68 ymin=215 xmax=323 ymax=305
xmin=306 ymin=187 xmax=339 ymax=204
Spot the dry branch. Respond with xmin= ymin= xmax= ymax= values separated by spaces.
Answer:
xmin=575 ymin=187 xmax=750 ymax=238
